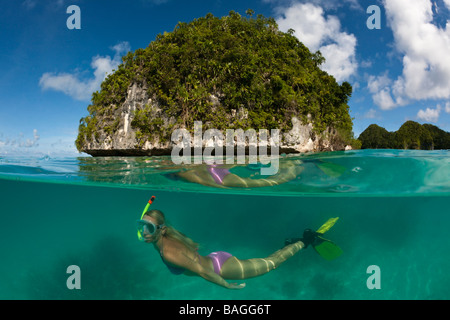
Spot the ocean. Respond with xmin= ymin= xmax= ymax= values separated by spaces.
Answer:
xmin=0 ymin=149 xmax=449 ymax=300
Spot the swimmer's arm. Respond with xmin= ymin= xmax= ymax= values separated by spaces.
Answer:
xmin=198 ymin=266 xmax=246 ymax=289
xmin=197 ymin=265 xmax=244 ymax=289
xmin=164 ymin=251 xmax=245 ymax=289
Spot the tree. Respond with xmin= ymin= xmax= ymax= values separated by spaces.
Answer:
xmin=423 ymin=124 xmax=450 ymax=149
xmin=76 ymin=11 xmax=354 ymax=152
xmin=396 ymin=121 xmax=433 ymax=150
xmin=358 ymin=124 xmax=392 ymax=149
xmin=358 ymin=121 xmax=450 ymax=150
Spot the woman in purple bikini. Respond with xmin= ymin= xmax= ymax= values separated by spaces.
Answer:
xmin=138 ymin=209 xmax=309 ymax=289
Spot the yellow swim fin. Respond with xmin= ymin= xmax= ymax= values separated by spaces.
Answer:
xmin=316 ymin=217 xmax=339 ymax=234
xmin=312 ymin=217 xmax=343 ymax=260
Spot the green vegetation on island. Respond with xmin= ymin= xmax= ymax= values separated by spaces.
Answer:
xmin=358 ymin=121 xmax=450 ymax=150
xmin=75 ymin=10 xmax=356 ymax=152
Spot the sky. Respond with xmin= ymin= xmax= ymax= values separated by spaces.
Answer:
xmin=1 ymin=0 xmax=450 ymax=156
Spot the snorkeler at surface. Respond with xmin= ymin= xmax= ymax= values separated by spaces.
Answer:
xmin=137 ymin=206 xmax=341 ymax=289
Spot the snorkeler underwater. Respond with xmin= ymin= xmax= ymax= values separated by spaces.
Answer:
xmin=1 ymin=0 xmax=450 ymax=307
xmin=136 ymin=195 xmax=342 ymax=289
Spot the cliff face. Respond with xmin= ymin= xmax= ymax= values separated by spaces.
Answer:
xmin=79 ymin=84 xmax=347 ymax=157
xmin=80 ymin=83 xmax=170 ymax=156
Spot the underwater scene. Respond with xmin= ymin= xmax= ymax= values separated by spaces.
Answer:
xmin=0 ymin=149 xmax=449 ymax=300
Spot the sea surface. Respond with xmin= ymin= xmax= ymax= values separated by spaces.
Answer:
xmin=0 ymin=149 xmax=449 ymax=300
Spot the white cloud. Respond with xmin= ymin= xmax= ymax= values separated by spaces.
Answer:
xmin=360 ymin=60 xmax=373 ymax=68
xmin=374 ymin=89 xmax=397 ymax=111
xmin=0 ymin=129 xmax=40 ymax=149
xmin=275 ymin=2 xmax=358 ymax=83
xmin=21 ymin=129 xmax=40 ymax=148
xmin=417 ymin=105 xmax=441 ymax=122
xmin=363 ymin=108 xmax=379 ymax=119
xmin=369 ymin=0 xmax=450 ymax=110
xmin=367 ymin=73 xmax=391 ymax=94
xmin=39 ymin=42 xmax=131 ymax=101
xmin=445 ymin=102 xmax=450 ymax=113
xmin=265 ymin=0 xmax=363 ymax=11
xmin=0 ymin=130 xmax=83 ymax=156
xmin=141 ymin=0 xmax=170 ymax=5
xmin=22 ymin=0 xmax=36 ymax=10
xmin=367 ymin=74 xmax=399 ymax=110
xmin=444 ymin=0 xmax=450 ymax=10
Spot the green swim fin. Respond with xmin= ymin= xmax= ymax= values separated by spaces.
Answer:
xmin=315 ymin=161 xmax=346 ymax=178
xmin=312 ymin=237 xmax=343 ymax=261
xmin=312 ymin=217 xmax=343 ymax=261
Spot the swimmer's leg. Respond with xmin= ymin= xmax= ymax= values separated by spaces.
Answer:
xmin=220 ymin=241 xmax=304 ymax=280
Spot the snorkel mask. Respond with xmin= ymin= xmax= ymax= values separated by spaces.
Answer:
xmin=137 ymin=196 xmax=165 ymax=241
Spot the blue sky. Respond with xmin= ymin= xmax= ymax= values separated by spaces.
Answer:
xmin=1 ymin=0 xmax=450 ymax=156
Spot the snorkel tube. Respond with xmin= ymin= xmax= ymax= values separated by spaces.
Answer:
xmin=137 ymin=195 xmax=156 ymax=241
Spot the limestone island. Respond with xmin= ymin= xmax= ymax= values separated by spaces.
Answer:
xmin=75 ymin=11 xmax=359 ymax=157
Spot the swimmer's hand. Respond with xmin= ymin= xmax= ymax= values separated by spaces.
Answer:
xmin=228 ymin=282 xmax=246 ymax=289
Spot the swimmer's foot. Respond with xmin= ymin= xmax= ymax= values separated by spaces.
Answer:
xmin=284 ymin=229 xmax=320 ymax=248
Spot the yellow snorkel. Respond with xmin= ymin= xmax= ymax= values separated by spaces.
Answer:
xmin=137 ymin=195 xmax=156 ymax=241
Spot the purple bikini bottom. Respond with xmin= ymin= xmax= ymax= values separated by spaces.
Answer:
xmin=207 ymin=165 xmax=231 ymax=185
xmin=207 ymin=251 xmax=233 ymax=275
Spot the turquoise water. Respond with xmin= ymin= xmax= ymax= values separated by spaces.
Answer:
xmin=0 ymin=149 xmax=449 ymax=299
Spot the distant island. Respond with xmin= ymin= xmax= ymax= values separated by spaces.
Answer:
xmin=358 ymin=121 xmax=450 ymax=150
xmin=75 ymin=10 xmax=359 ymax=157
